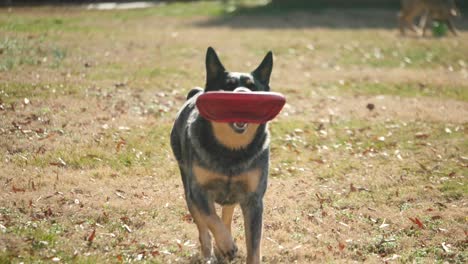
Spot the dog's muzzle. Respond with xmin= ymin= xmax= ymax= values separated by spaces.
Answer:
xmin=230 ymin=87 xmax=252 ymax=133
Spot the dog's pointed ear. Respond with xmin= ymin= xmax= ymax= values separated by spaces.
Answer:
xmin=252 ymin=51 xmax=273 ymax=86
xmin=205 ymin=47 xmax=225 ymax=85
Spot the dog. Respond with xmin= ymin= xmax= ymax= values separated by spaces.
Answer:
xmin=398 ymin=0 xmax=460 ymax=36
xmin=170 ymin=47 xmax=274 ymax=264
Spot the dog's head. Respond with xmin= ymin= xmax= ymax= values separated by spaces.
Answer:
xmin=204 ymin=47 xmax=273 ymax=93
xmin=446 ymin=0 xmax=460 ymax=17
xmin=202 ymin=47 xmax=273 ymax=149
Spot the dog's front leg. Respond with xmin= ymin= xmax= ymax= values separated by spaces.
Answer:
xmin=446 ymin=19 xmax=458 ymax=36
xmin=241 ymin=198 xmax=264 ymax=264
xmin=188 ymin=194 xmax=238 ymax=260
xmin=204 ymin=202 xmax=238 ymax=260
xmin=187 ymin=200 xmax=213 ymax=259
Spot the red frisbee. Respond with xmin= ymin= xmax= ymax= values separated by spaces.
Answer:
xmin=196 ymin=91 xmax=286 ymax=123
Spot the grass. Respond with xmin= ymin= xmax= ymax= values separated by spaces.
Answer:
xmin=336 ymin=37 xmax=468 ymax=69
xmin=336 ymin=82 xmax=468 ymax=101
xmin=0 ymin=2 xmax=467 ymax=263
xmin=0 ymin=36 xmax=65 ymax=71
xmin=0 ymin=82 xmax=80 ymax=104
xmin=25 ymin=124 xmax=172 ymax=170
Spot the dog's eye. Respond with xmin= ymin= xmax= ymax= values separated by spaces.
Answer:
xmin=226 ymin=78 xmax=238 ymax=90
xmin=244 ymin=79 xmax=256 ymax=90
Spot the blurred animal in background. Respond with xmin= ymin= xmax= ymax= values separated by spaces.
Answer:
xmin=398 ymin=0 xmax=460 ymax=36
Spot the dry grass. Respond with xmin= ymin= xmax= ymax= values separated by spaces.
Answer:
xmin=0 ymin=2 xmax=467 ymax=263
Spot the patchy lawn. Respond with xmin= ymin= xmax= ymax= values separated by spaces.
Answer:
xmin=0 ymin=1 xmax=467 ymax=263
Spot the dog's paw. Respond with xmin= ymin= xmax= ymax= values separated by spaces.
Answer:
xmin=215 ymin=239 xmax=238 ymax=261
xmin=203 ymin=255 xmax=217 ymax=264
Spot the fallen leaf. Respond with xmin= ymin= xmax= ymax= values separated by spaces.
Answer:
xmin=441 ymin=242 xmax=451 ymax=253
xmin=414 ymin=132 xmax=429 ymax=139
xmin=122 ymin=224 xmax=132 ymax=233
xmin=115 ymin=191 xmax=126 ymax=199
xmin=116 ymin=139 xmax=126 ymax=153
xmin=408 ymin=217 xmax=425 ymax=229
xmin=44 ymin=207 xmax=53 ymax=217
xmin=50 ymin=158 xmax=67 ymax=167
xmin=12 ymin=185 xmax=26 ymax=193
xmin=87 ymin=229 xmax=96 ymax=243
xmin=338 ymin=242 xmax=346 ymax=251
xmin=181 ymin=213 xmax=193 ymax=223
xmin=339 ymin=222 xmax=350 ymax=228
xmin=379 ymin=218 xmax=389 ymax=229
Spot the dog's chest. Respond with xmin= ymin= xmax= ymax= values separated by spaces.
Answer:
xmin=193 ymin=164 xmax=262 ymax=203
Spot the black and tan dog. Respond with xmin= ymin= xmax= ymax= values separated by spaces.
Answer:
xmin=170 ymin=47 xmax=273 ymax=263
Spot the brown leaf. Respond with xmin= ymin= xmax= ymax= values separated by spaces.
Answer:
xmin=44 ymin=207 xmax=53 ymax=218
xmin=12 ymin=185 xmax=26 ymax=193
xmin=116 ymin=138 xmax=126 ymax=153
xmin=338 ymin=242 xmax=346 ymax=251
xmin=414 ymin=132 xmax=429 ymax=139
xmin=120 ymin=216 xmax=131 ymax=225
xmin=50 ymin=158 xmax=67 ymax=167
xmin=408 ymin=217 xmax=425 ymax=229
xmin=87 ymin=229 xmax=96 ymax=243
xmin=181 ymin=213 xmax=193 ymax=223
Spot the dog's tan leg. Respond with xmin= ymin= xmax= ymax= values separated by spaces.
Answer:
xmin=422 ymin=15 xmax=432 ymax=37
xmin=222 ymin=204 xmax=236 ymax=235
xmin=194 ymin=203 xmax=237 ymax=260
xmin=418 ymin=10 xmax=429 ymax=36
